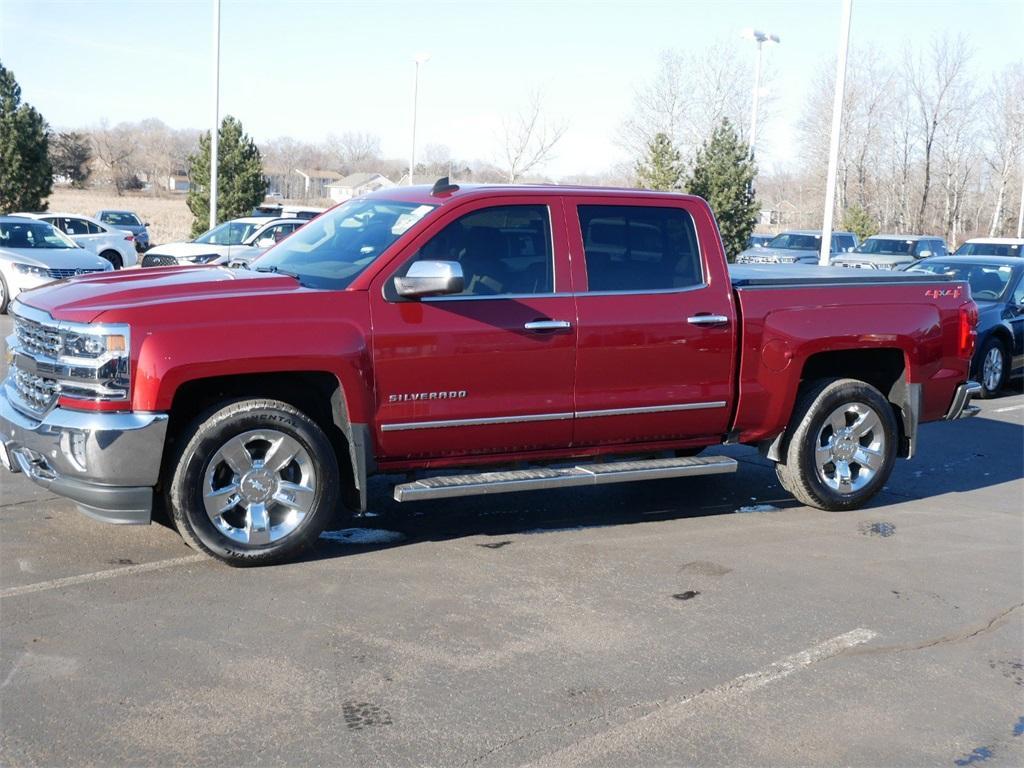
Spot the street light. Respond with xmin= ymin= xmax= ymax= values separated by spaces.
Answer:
xmin=409 ymin=54 xmax=430 ymax=185
xmin=741 ymin=28 xmax=780 ymax=157
xmin=819 ymin=0 xmax=853 ymax=266
xmin=209 ymin=0 xmax=221 ymax=229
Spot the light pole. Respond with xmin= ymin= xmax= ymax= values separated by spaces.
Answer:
xmin=209 ymin=0 xmax=220 ymax=230
xmin=741 ymin=28 xmax=780 ymax=157
xmin=818 ymin=0 xmax=853 ymax=266
xmin=409 ymin=54 xmax=430 ymax=185
xmin=1017 ymin=168 xmax=1024 ymax=239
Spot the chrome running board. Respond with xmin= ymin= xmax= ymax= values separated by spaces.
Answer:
xmin=393 ymin=455 xmax=738 ymax=502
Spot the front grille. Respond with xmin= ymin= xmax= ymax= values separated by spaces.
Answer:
xmin=14 ymin=314 xmax=62 ymax=358
xmin=141 ymin=254 xmax=179 ymax=268
xmin=47 ymin=268 xmax=105 ymax=280
xmin=12 ymin=368 xmax=58 ymax=414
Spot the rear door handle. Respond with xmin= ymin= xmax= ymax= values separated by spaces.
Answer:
xmin=687 ymin=314 xmax=730 ymax=326
xmin=524 ymin=320 xmax=572 ymax=331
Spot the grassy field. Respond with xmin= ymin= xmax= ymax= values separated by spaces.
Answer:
xmin=45 ymin=188 xmax=193 ymax=245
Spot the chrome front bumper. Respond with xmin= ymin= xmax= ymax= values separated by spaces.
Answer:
xmin=944 ymin=381 xmax=982 ymax=420
xmin=0 ymin=391 xmax=167 ymax=524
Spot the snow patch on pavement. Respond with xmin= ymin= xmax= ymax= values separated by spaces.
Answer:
xmin=736 ymin=504 xmax=780 ymax=513
xmin=320 ymin=528 xmax=407 ymax=545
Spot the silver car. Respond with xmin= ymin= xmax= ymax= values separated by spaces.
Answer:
xmin=833 ymin=235 xmax=948 ymax=271
xmin=734 ymin=230 xmax=859 ymax=264
xmin=0 ymin=217 xmax=113 ymax=313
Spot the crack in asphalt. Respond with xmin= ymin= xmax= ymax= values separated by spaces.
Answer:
xmin=843 ymin=603 xmax=1024 ymax=657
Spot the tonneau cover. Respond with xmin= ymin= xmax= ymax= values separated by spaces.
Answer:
xmin=729 ymin=263 xmax=955 ymax=288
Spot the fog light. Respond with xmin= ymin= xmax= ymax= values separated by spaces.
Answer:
xmin=60 ymin=430 xmax=88 ymax=471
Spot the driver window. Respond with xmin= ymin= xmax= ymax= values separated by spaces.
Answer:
xmin=1013 ymin=278 xmax=1024 ymax=306
xmin=402 ymin=205 xmax=553 ymax=296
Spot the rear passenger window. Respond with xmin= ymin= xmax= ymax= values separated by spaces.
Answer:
xmin=402 ymin=205 xmax=553 ymax=296
xmin=578 ymin=205 xmax=701 ymax=292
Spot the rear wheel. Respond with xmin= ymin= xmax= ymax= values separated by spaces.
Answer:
xmin=100 ymin=250 xmax=123 ymax=270
xmin=167 ymin=399 xmax=340 ymax=566
xmin=775 ymin=378 xmax=897 ymax=511
xmin=976 ymin=337 xmax=1007 ymax=399
xmin=0 ymin=272 xmax=8 ymax=314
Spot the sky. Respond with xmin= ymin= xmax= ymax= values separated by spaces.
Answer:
xmin=1 ymin=0 xmax=1021 ymax=177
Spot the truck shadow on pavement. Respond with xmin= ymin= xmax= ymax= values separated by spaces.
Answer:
xmin=303 ymin=411 xmax=1023 ymax=561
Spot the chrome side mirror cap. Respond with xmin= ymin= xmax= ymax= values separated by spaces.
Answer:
xmin=394 ymin=260 xmax=464 ymax=298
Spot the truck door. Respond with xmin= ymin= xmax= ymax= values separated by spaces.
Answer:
xmin=565 ymin=196 xmax=737 ymax=447
xmin=369 ymin=196 xmax=577 ymax=460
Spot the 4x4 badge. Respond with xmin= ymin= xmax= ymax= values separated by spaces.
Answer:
xmin=924 ymin=286 xmax=962 ymax=299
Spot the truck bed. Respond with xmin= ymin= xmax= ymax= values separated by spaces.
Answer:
xmin=729 ymin=264 xmax=953 ymax=288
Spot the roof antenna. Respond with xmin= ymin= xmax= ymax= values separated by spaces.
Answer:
xmin=431 ymin=176 xmax=460 ymax=196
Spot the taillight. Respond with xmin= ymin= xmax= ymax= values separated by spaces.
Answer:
xmin=958 ymin=301 xmax=978 ymax=359
xmin=124 ymin=234 xmax=134 ymax=241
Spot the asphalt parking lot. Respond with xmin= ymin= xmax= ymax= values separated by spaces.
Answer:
xmin=1 ymin=314 xmax=1022 ymax=768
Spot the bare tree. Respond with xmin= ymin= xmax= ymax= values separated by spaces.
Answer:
xmin=500 ymin=92 xmax=567 ymax=183
xmin=326 ymin=131 xmax=382 ymax=172
xmin=983 ymin=63 xmax=1024 ymax=236
xmin=91 ymin=121 xmax=139 ymax=194
xmin=905 ymin=34 xmax=973 ymax=231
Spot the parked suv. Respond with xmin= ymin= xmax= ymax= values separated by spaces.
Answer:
xmin=833 ymin=235 xmax=947 ymax=270
xmin=953 ymin=238 xmax=1024 ymax=258
xmin=734 ymin=230 xmax=858 ymax=264
xmin=96 ymin=210 xmax=150 ymax=252
xmin=142 ymin=217 xmax=306 ymax=267
xmin=13 ymin=212 xmax=137 ymax=268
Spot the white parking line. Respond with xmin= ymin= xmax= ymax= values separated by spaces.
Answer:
xmin=0 ymin=554 xmax=206 ymax=599
xmin=525 ymin=628 xmax=878 ymax=768
xmin=992 ymin=404 xmax=1024 ymax=413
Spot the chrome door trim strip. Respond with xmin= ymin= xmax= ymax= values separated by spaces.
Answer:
xmin=380 ymin=401 xmax=726 ymax=431
xmin=381 ymin=411 xmax=573 ymax=432
xmin=575 ymin=401 xmax=727 ymax=419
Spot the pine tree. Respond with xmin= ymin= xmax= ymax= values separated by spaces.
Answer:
xmin=187 ymin=115 xmax=266 ymax=236
xmin=50 ymin=131 xmax=93 ymax=188
xmin=841 ymin=203 xmax=879 ymax=242
xmin=635 ymin=132 xmax=683 ymax=191
xmin=0 ymin=61 xmax=52 ymax=213
xmin=685 ymin=119 xmax=759 ymax=261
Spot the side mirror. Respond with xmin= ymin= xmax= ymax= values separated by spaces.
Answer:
xmin=918 ymin=250 xmax=932 ymax=258
xmin=394 ymin=260 xmax=464 ymax=298
xmin=256 ymin=237 xmax=276 ymax=248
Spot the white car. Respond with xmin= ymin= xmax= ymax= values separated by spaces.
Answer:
xmin=12 ymin=212 xmax=138 ymax=268
xmin=0 ymin=216 xmax=113 ymax=313
xmin=952 ymin=237 xmax=1024 ymax=258
xmin=141 ymin=217 xmax=306 ymax=267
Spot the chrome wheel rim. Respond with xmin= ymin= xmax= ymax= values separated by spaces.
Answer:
xmin=983 ymin=346 xmax=1004 ymax=393
xmin=814 ymin=402 xmax=886 ymax=494
xmin=203 ymin=429 xmax=316 ymax=546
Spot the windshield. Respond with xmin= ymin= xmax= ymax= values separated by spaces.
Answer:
xmin=766 ymin=233 xmax=820 ymax=251
xmin=194 ymin=220 xmax=261 ymax=245
xmin=856 ymin=238 xmax=916 ymax=255
xmin=100 ymin=212 xmax=141 ymax=227
xmin=0 ymin=219 xmax=77 ymax=249
xmin=954 ymin=241 xmax=1022 ymax=257
xmin=908 ymin=261 xmax=1017 ymax=301
xmin=252 ymin=199 xmax=436 ymax=289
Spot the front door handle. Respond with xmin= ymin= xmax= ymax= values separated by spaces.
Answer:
xmin=524 ymin=320 xmax=572 ymax=331
xmin=687 ymin=314 xmax=730 ymax=326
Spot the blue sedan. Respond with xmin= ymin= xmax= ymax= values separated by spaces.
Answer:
xmin=908 ymin=256 xmax=1024 ymax=397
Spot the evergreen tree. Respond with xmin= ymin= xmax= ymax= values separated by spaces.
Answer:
xmin=635 ymin=132 xmax=683 ymax=191
xmin=685 ymin=118 xmax=759 ymax=261
xmin=187 ymin=115 xmax=266 ymax=236
xmin=50 ymin=131 xmax=93 ymax=188
xmin=0 ymin=61 xmax=52 ymax=213
xmin=841 ymin=203 xmax=879 ymax=242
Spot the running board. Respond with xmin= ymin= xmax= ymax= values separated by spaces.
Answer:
xmin=392 ymin=455 xmax=738 ymax=502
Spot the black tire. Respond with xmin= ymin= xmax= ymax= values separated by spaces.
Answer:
xmin=975 ymin=336 xmax=1008 ymax=399
xmin=775 ymin=378 xmax=898 ymax=512
xmin=100 ymin=250 xmax=123 ymax=269
xmin=167 ymin=399 xmax=340 ymax=566
xmin=0 ymin=272 xmax=9 ymax=314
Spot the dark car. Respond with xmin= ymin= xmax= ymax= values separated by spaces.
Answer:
xmin=96 ymin=210 xmax=150 ymax=252
xmin=909 ymin=256 xmax=1024 ymax=397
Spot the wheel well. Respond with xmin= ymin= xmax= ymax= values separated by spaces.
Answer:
xmin=100 ymin=249 xmax=123 ymax=268
xmin=163 ymin=372 xmax=358 ymax=509
xmin=800 ymin=348 xmax=906 ymax=397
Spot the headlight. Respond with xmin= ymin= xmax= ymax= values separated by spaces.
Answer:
xmin=773 ymin=257 xmax=797 ymax=264
xmin=190 ymin=253 xmax=220 ymax=264
xmin=12 ymin=263 xmax=49 ymax=277
xmin=60 ymin=329 xmax=128 ymax=360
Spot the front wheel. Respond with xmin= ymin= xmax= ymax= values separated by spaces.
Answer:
xmin=775 ymin=378 xmax=897 ymax=511
xmin=976 ymin=337 xmax=1007 ymax=399
xmin=100 ymin=250 xmax=123 ymax=269
xmin=167 ymin=399 xmax=340 ymax=566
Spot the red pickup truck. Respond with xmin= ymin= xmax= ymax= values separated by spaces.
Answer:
xmin=0 ymin=182 xmax=981 ymax=565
